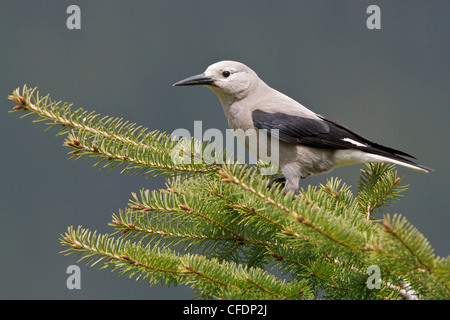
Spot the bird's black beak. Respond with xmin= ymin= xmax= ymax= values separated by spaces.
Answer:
xmin=173 ymin=73 xmax=215 ymax=87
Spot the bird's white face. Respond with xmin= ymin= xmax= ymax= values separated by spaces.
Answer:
xmin=173 ymin=60 xmax=260 ymax=102
xmin=203 ymin=61 xmax=256 ymax=99
xmin=205 ymin=61 xmax=251 ymax=94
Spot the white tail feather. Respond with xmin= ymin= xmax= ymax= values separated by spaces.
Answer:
xmin=334 ymin=149 xmax=429 ymax=173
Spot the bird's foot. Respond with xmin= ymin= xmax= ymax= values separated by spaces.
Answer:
xmin=267 ymin=176 xmax=286 ymax=189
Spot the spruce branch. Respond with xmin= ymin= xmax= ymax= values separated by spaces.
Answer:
xmin=124 ymin=185 xmax=292 ymax=262
xmin=217 ymin=164 xmax=379 ymax=252
xmin=61 ymin=226 xmax=186 ymax=286
xmin=61 ymin=226 xmax=314 ymax=299
xmin=382 ymin=214 xmax=435 ymax=272
xmin=8 ymin=85 xmax=219 ymax=177
xmin=8 ymin=86 xmax=449 ymax=299
xmin=357 ymin=163 xmax=407 ymax=220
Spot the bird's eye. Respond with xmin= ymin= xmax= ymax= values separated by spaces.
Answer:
xmin=222 ymin=71 xmax=231 ymax=78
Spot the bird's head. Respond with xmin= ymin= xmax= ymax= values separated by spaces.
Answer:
xmin=173 ymin=61 xmax=261 ymax=102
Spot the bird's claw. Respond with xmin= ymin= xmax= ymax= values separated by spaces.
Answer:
xmin=267 ymin=176 xmax=286 ymax=189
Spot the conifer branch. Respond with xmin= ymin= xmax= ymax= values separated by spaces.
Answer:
xmin=178 ymin=204 xmax=243 ymax=240
xmin=357 ymin=163 xmax=408 ymax=219
xmin=9 ymin=87 xmax=156 ymax=150
xmin=125 ymin=193 xmax=289 ymax=251
xmin=209 ymin=189 xmax=287 ymax=230
xmin=60 ymin=226 xmax=183 ymax=282
xmin=383 ymin=215 xmax=433 ymax=272
xmin=111 ymin=216 xmax=235 ymax=243
xmin=217 ymin=167 xmax=365 ymax=251
xmin=9 ymin=86 xmax=219 ymax=177
xmin=245 ymin=276 xmax=285 ymax=298
xmin=182 ymin=264 xmax=241 ymax=291
xmin=8 ymin=86 xmax=449 ymax=299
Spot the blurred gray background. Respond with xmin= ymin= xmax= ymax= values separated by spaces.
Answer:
xmin=1 ymin=1 xmax=448 ymax=299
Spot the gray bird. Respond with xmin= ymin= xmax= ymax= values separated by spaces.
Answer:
xmin=173 ymin=60 xmax=433 ymax=193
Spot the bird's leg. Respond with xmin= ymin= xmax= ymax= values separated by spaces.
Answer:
xmin=267 ymin=176 xmax=286 ymax=189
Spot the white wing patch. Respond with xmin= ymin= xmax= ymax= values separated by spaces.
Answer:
xmin=342 ymin=138 xmax=367 ymax=148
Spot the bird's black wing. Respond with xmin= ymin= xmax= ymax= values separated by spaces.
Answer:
xmin=252 ymin=109 xmax=416 ymax=159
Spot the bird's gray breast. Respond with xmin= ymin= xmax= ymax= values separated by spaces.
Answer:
xmin=223 ymin=101 xmax=255 ymax=131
